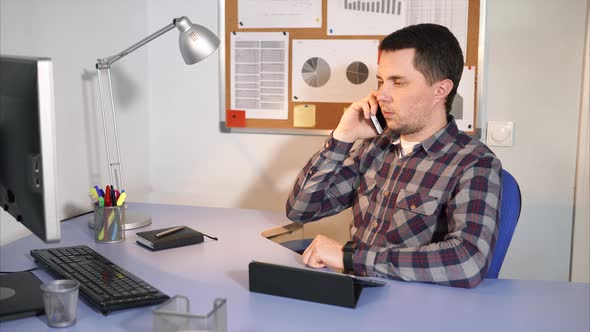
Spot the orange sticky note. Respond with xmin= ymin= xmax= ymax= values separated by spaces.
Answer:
xmin=226 ymin=109 xmax=246 ymax=127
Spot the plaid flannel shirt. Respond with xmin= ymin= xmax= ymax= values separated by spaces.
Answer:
xmin=286 ymin=120 xmax=502 ymax=288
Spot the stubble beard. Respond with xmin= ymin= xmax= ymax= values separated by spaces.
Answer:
xmin=386 ymin=117 xmax=422 ymax=136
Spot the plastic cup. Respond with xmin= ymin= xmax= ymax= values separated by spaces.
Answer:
xmin=40 ymin=279 xmax=80 ymax=328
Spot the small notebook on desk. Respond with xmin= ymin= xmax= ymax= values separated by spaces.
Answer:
xmin=136 ymin=226 xmax=204 ymax=251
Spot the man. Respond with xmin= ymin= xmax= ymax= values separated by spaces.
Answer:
xmin=286 ymin=24 xmax=502 ymax=288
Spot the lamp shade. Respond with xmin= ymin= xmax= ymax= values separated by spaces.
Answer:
xmin=175 ymin=16 xmax=220 ymax=65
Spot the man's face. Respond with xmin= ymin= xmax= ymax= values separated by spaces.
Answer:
xmin=376 ymin=49 xmax=441 ymax=139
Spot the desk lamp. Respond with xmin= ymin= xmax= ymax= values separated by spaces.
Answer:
xmin=94 ymin=16 xmax=219 ymax=229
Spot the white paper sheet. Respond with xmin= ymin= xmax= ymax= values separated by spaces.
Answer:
xmin=292 ymin=39 xmax=380 ymax=103
xmin=452 ymin=66 xmax=475 ymax=132
xmin=238 ymin=0 xmax=322 ymax=28
xmin=230 ymin=32 xmax=289 ymax=120
xmin=405 ymin=0 xmax=469 ymax=59
xmin=327 ymin=0 xmax=408 ymax=36
xmin=327 ymin=0 xmax=468 ymax=59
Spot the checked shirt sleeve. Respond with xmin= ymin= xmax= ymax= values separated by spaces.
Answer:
xmin=353 ymin=155 xmax=502 ymax=288
xmin=286 ymin=134 xmax=360 ymax=223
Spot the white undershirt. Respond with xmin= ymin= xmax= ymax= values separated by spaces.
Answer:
xmin=400 ymin=137 xmax=420 ymax=156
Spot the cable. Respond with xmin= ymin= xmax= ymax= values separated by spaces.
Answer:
xmin=0 ymin=267 xmax=40 ymax=274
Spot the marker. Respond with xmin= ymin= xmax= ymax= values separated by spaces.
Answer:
xmin=99 ymin=209 xmax=116 ymax=241
xmin=109 ymin=186 xmax=116 ymax=206
xmin=105 ymin=185 xmax=111 ymax=206
xmin=116 ymin=192 xmax=127 ymax=207
xmin=89 ymin=188 xmax=99 ymax=202
xmin=98 ymin=197 xmax=104 ymax=207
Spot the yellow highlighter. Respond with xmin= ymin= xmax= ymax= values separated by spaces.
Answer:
xmin=98 ymin=210 xmax=116 ymax=241
xmin=116 ymin=192 xmax=127 ymax=206
xmin=89 ymin=188 xmax=99 ymax=202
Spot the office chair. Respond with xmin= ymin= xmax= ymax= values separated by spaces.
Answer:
xmin=280 ymin=169 xmax=522 ymax=277
xmin=486 ymin=169 xmax=522 ymax=278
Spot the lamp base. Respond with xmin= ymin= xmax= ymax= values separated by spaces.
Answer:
xmin=88 ymin=208 xmax=152 ymax=230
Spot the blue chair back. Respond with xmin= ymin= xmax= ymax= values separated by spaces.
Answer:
xmin=486 ymin=169 xmax=522 ymax=279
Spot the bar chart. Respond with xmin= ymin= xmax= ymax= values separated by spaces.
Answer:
xmin=343 ymin=0 xmax=402 ymax=15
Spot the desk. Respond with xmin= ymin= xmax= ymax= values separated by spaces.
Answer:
xmin=1 ymin=203 xmax=589 ymax=331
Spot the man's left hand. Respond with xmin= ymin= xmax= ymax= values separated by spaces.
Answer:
xmin=301 ymin=235 xmax=344 ymax=270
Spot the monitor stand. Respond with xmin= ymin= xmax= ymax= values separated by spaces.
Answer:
xmin=0 ymin=272 xmax=45 ymax=321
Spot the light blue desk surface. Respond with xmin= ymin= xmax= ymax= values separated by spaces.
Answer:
xmin=1 ymin=203 xmax=588 ymax=331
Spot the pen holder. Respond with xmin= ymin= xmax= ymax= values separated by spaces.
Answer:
xmin=153 ymin=296 xmax=227 ymax=332
xmin=93 ymin=205 xmax=126 ymax=243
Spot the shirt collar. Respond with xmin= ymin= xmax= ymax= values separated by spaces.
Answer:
xmin=390 ymin=116 xmax=461 ymax=156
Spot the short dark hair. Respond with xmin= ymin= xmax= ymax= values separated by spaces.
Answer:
xmin=379 ymin=23 xmax=464 ymax=114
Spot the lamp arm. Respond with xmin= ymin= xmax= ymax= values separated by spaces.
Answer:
xmin=96 ymin=21 xmax=176 ymax=69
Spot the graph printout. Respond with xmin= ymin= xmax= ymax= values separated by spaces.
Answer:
xmin=292 ymin=39 xmax=379 ymax=103
xmin=238 ymin=0 xmax=322 ymax=28
xmin=327 ymin=0 xmax=408 ymax=36
xmin=231 ymin=32 xmax=289 ymax=119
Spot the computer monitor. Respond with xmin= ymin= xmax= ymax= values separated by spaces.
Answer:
xmin=0 ymin=55 xmax=60 ymax=243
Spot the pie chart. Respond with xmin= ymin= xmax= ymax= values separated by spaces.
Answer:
xmin=302 ymin=57 xmax=331 ymax=88
xmin=346 ymin=61 xmax=369 ymax=85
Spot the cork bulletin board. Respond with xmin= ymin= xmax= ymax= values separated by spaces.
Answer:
xmin=220 ymin=0 xmax=482 ymax=135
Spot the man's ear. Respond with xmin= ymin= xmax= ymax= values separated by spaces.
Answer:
xmin=434 ymin=79 xmax=454 ymax=104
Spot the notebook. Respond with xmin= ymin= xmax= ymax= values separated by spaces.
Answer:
xmin=136 ymin=226 xmax=204 ymax=251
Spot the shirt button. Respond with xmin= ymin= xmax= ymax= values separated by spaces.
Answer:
xmin=383 ymin=191 xmax=389 ymax=197
xmin=410 ymin=204 xmax=416 ymax=210
xmin=325 ymin=142 xmax=330 ymax=148
xmin=372 ymin=222 xmax=379 ymax=229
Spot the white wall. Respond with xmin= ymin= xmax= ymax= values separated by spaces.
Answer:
xmin=144 ymin=0 xmax=351 ymax=243
xmin=0 ymin=0 xmax=151 ymax=243
xmin=1 ymin=0 xmax=587 ymax=282
xmin=484 ymin=0 xmax=587 ymax=281
xmin=571 ymin=13 xmax=589 ymax=283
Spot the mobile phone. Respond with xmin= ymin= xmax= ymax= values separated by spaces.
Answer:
xmin=370 ymin=105 xmax=387 ymax=134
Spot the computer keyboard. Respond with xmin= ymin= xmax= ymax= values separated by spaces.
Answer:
xmin=30 ymin=245 xmax=169 ymax=315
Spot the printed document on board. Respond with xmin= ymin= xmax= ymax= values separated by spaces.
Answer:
xmin=230 ymin=32 xmax=289 ymax=120
xmin=238 ymin=0 xmax=322 ymax=28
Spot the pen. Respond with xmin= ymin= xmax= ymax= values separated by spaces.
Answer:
xmin=155 ymin=226 xmax=184 ymax=239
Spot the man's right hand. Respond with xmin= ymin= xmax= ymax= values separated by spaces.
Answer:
xmin=333 ymin=91 xmax=381 ymax=143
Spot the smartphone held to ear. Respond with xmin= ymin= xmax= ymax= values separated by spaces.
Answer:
xmin=370 ymin=106 xmax=387 ymax=134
